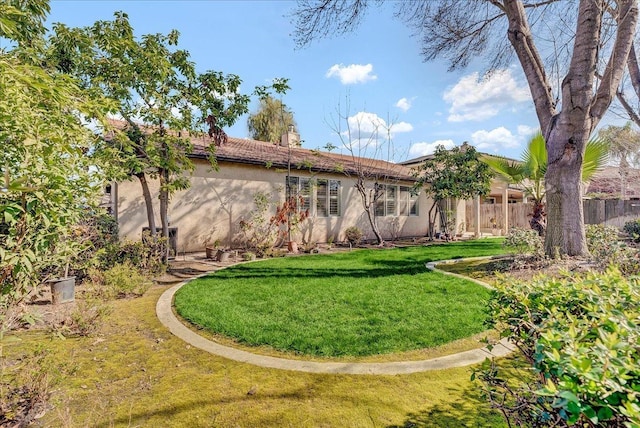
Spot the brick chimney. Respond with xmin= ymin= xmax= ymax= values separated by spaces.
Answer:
xmin=280 ymin=124 xmax=300 ymax=148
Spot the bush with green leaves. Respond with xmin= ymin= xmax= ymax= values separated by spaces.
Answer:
xmin=97 ymin=235 xmax=166 ymax=277
xmin=623 ymin=218 xmax=640 ymax=242
xmin=503 ymin=228 xmax=544 ymax=256
xmin=87 ymin=261 xmax=153 ymax=300
xmin=477 ymin=268 xmax=640 ymax=427
xmin=586 ymin=224 xmax=640 ymax=275
xmin=344 ymin=226 xmax=363 ymax=246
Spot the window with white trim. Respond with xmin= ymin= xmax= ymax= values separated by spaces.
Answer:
xmin=376 ymin=185 xmax=418 ymax=217
xmin=316 ymin=179 xmax=341 ymax=217
xmin=399 ymin=186 xmax=419 ymax=216
xmin=288 ymin=176 xmax=341 ymax=217
xmin=286 ymin=176 xmax=311 ymax=212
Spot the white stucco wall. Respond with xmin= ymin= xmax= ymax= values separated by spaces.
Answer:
xmin=116 ymin=159 xmax=432 ymax=252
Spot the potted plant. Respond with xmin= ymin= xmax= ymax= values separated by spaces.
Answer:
xmin=45 ymin=231 xmax=84 ymax=304
xmin=490 ymin=217 xmax=501 ymax=236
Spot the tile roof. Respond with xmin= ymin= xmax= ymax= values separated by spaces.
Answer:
xmin=106 ymin=119 xmax=416 ymax=182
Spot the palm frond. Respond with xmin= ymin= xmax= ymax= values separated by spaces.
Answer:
xmin=582 ymin=138 xmax=609 ymax=182
xmin=482 ymin=156 xmax=525 ymax=183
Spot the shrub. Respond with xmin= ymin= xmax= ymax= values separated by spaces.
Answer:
xmin=477 ymin=269 xmax=640 ymax=427
xmin=344 ymin=226 xmax=363 ymax=246
xmin=98 ymin=236 xmax=166 ymax=277
xmin=87 ymin=261 xmax=153 ymax=300
xmin=586 ymin=224 xmax=640 ymax=275
xmin=503 ymin=228 xmax=543 ymax=256
xmin=623 ymin=218 xmax=640 ymax=242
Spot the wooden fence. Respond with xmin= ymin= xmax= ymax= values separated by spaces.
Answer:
xmin=465 ymin=201 xmax=530 ymax=232
xmin=465 ymin=199 xmax=640 ymax=232
xmin=583 ymin=199 xmax=640 ymax=227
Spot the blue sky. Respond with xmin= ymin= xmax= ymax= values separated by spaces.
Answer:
xmin=47 ymin=1 xmax=562 ymax=162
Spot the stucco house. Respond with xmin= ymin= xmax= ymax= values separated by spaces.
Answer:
xmin=400 ymin=150 xmax=528 ymax=237
xmin=107 ymin=128 xmax=433 ymax=253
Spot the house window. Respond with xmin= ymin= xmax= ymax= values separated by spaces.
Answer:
xmin=386 ymin=185 xmax=397 ymax=216
xmin=289 ymin=176 xmax=341 ymax=217
xmin=375 ymin=185 xmax=409 ymax=216
xmin=286 ymin=177 xmax=311 ymax=212
xmin=483 ymin=197 xmax=496 ymax=204
xmin=399 ymin=186 xmax=419 ymax=216
xmin=316 ymin=179 xmax=341 ymax=217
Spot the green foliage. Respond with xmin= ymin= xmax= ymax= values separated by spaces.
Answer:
xmin=503 ymin=228 xmax=544 ymax=257
xmin=176 ymin=241 xmax=505 ymax=356
xmin=47 ymin=12 xmax=255 ymax=247
xmin=98 ymin=236 xmax=167 ymax=278
xmin=415 ymin=143 xmax=491 ymax=238
xmin=479 ymin=269 xmax=640 ymax=427
xmin=586 ymin=224 xmax=640 ymax=275
xmin=415 ymin=143 xmax=492 ymax=202
xmin=87 ymin=261 xmax=152 ymax=300
xmin=247 ymin=95 xmax=297 ymax=143
xmin=0 ymin=54 xmax=111 ymax=305
xmin=623 ymin=218 xmax=640 ymax=242
xmin=344 ymin=226 xmax=363 ymax=245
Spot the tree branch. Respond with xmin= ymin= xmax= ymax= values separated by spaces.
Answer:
xmin=504 ymin=0 xmax=556 ymax=133
xmin=591 ymin=0 xmax=639 ymax=122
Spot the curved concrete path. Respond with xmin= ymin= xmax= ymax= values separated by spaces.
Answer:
xmin=156 ymin=257 xmax=514 ymax=375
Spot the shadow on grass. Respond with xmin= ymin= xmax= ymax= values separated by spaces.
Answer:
xmin=192 ymin=240 xmax=505 ymax=283
xmin=388 ymin=382 xmax=507 ymax=428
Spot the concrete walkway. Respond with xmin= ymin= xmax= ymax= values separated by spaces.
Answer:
xmin=156 ymin=257 xmax=515 ymax=375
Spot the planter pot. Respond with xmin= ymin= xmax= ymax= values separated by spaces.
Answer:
xmin=216 ymin=250 xmax=232 ymax=262
xmin=205 ymin=247 xmax=217 ymax=259
xmin=48 ymin=276 xmax=76 ymax=304
xmin=287 ymin=241 xmax=298 ymax=253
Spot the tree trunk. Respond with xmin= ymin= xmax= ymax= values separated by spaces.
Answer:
xmin=135 ymin=172 xmax=156 ymax=236
xmin=427 ymin=201 xmax=438 ymax=241
xmin=544 ymin=127 xmax=588 ymax=256
xmin=365 ymin=205 xmax=384 ymax=246
xmin=355 ymin=178 xmax=384 ymax=246
xmin=159 ymin=167 xmax=170 ymax=263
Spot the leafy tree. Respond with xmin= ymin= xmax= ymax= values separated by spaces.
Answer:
xmin=597 ymin=122 xmax=640 ymax=199
xmin=47 ymin=13 xmax=252 ymax=260
xmin=293 ymin=0 xmax=639 ymax=257
xmin=1 ymin=33 xmax=112 ymax=308
xmin=247 ymin=95 xmax=297 ymax=143
xmin=0 ymin=0 xmax=49 ymax=52
xmin=414 ymin=144 xmax=492 ymax=240
xmin=484 ymin=132 xmax=608 ymax=236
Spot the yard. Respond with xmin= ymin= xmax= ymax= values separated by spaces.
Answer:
xmin=175 ymin=241 xmax=505 ymax=357
xmin=4 ymin=240 xmax=509 ymax=427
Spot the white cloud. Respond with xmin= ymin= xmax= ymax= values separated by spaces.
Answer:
xmin=444 ymin=69 xmax=531 ymax=122
xmin=326 ymin=63 xmax=377 ymax=85
xmin=471 ymin=127 xmax=522 ymax=152
xmin=346 ymin=112 xmax=413 ymax=136
xmin=340 ymin=112 xmax=413 ymax=154
xmin=408 ymin=140 xmax=456 ymax=157
xmin=391 ymin=121 xmax=413 ymax=133
xmin=396 ymin=97 xmax=412 ymax=112
xmin=517 ymin=125 xmax=537 ymax=139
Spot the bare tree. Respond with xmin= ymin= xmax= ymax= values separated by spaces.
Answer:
xmin=326 ymin=99 xmax=401 ymax=245
xmin=294 ymin=0 xmax=639 ymax=257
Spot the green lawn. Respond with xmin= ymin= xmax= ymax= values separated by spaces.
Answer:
xmin=175 ymin=240 xmax=505 ymax=357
